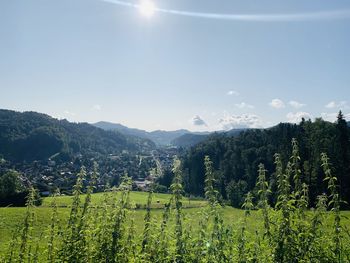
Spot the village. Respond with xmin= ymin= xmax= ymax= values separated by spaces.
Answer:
xmin=0 ymin=146 xmax=179 ymax=196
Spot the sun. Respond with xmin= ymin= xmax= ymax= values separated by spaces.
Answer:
xmin=138 ymin=0 xmax=156 ymax=18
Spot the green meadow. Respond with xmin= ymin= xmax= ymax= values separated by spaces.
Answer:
xmin=1 ymin=191 xmax=350 ymax=260
xmin=41 ymin=191 xmax=207 ymax=208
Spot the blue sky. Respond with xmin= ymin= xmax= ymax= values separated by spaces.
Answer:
xmin=0 ymin=0 xmax=349 ymax=131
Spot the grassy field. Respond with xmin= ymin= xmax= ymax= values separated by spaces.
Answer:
xmin=41 ymin=191 xmax=207 ymax=208
xmin=1 ymin=191 xmax=350 ymax=259
xmin=0 ymin=206 xmax=249 ymax=255
xmin=0 ymin=191 xmax=208 ymax=254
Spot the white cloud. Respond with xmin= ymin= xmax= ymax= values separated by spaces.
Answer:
xmin=235 ymin=102 xmax=255 ymax=109
xmin=92 ymin=104 xmax=102 ymax=111
xmin=289 ymin=100 xmax=306 ymax=109
xmin=191 ymin=115 xmax=207 ymax=126
xmin=286 ymin=112 xmax=312 ymax=123
xmin=227 ymin=90 xmax=239 ymax=96
xmin=269 ymin=98 xmax=285 ymax=109
xmin=325 ymin=101 xmax=336 ymax=108
xmin=63 ymin=110 xmax=76 ymax=116
xmin=219 ymin=114 xmax=262 ymax=130
xmin=325 ymin=101 xmax=348 ymax=109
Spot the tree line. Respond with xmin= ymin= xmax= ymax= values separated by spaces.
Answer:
xmin=181 ymin=112 xmax=350 ymax=208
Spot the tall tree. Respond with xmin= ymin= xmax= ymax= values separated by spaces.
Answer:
xmin=336 ymin=111 xmax=350 ymax=205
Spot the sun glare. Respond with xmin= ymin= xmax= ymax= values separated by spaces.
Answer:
xmin=139 ymin=0 xmax=156 ymax=18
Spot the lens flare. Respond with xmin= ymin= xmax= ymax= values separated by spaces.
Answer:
xmin=139 ymin=0 xmax=156 ymax=18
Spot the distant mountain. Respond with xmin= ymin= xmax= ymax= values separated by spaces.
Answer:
xmin=171 ymin=129 xmax=247 ymax=148
xmin=0 ymin=110 xmax=155 ymax=162
xmin=93 ymin=121 xmax=209 ymax=146
xmin=147 ymin=129 xmax=193 ymax=146
xmin=93 ymin=121 xmax=150 ymax=139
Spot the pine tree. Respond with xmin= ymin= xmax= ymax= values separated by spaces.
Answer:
xmin=336 ymin=111 xmax=350 ymax=206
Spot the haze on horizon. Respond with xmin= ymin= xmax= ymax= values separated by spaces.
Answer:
xmin=0 ymin=0 xmax=349 ymax=132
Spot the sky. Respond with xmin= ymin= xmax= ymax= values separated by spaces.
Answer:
xmin=0 ymin=0 xmax=350 ymax=132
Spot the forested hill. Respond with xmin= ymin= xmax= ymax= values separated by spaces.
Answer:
xmin=171 ymin=133 xmax=209 ymax=148
xmin=0 ymin=109 xmax=155 ymax=162
xmin=181 ymin=114 xmax=350 ymax=208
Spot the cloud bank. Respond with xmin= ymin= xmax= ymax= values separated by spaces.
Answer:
xmin=269 ymin=99 xmax=285 ymax=109
xmin=325 ymin=101 xmax=348 ymax=109
xmin=191 ymin=115 xmax=207 ymax=126
xmin=219 ymin=114 xmax=262 ymax=130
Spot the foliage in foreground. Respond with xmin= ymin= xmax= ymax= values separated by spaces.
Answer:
xmin=1 ymin=140 xmax=350 ymax=262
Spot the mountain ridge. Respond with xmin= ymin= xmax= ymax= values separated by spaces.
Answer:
xmin=93 ymin=121 xmax=211 ymax=146
xmin=0 ymin=109 xmax=155 ymax=162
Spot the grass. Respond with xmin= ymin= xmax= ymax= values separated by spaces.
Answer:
xmin=0 ymin=191 xmax=206 ymax=254
xmin=41 ymin=191 xmax=207 ymax=208
xmin=0 ymin=189 xmax=257 ymax=256
xmin=0 ymin=206 xmax=244 ymax=254
xmin=1 ymin=195 xmax=349 ymax=257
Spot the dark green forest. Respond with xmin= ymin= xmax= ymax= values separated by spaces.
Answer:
xmin=0 ymin=109 xmax=155 ymax=162
xmin=181 ymin=112 xmax=350 ymax=208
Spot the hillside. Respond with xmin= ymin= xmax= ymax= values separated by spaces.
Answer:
xmin=171 ymin=133 xmax=209 ymax=148
xmin=93 ymin=121 xmax=151 ymax=139
xmin=182 ymin=117 xmax=350 ymax=208
xmin=0 ymin=109 xmax=155 ymax=162
xmin=171 ymin=129 xmax=246 ymax=148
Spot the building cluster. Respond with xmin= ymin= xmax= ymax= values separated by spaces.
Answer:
xmin=0 ymin=146 xmax=179 ymax=195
